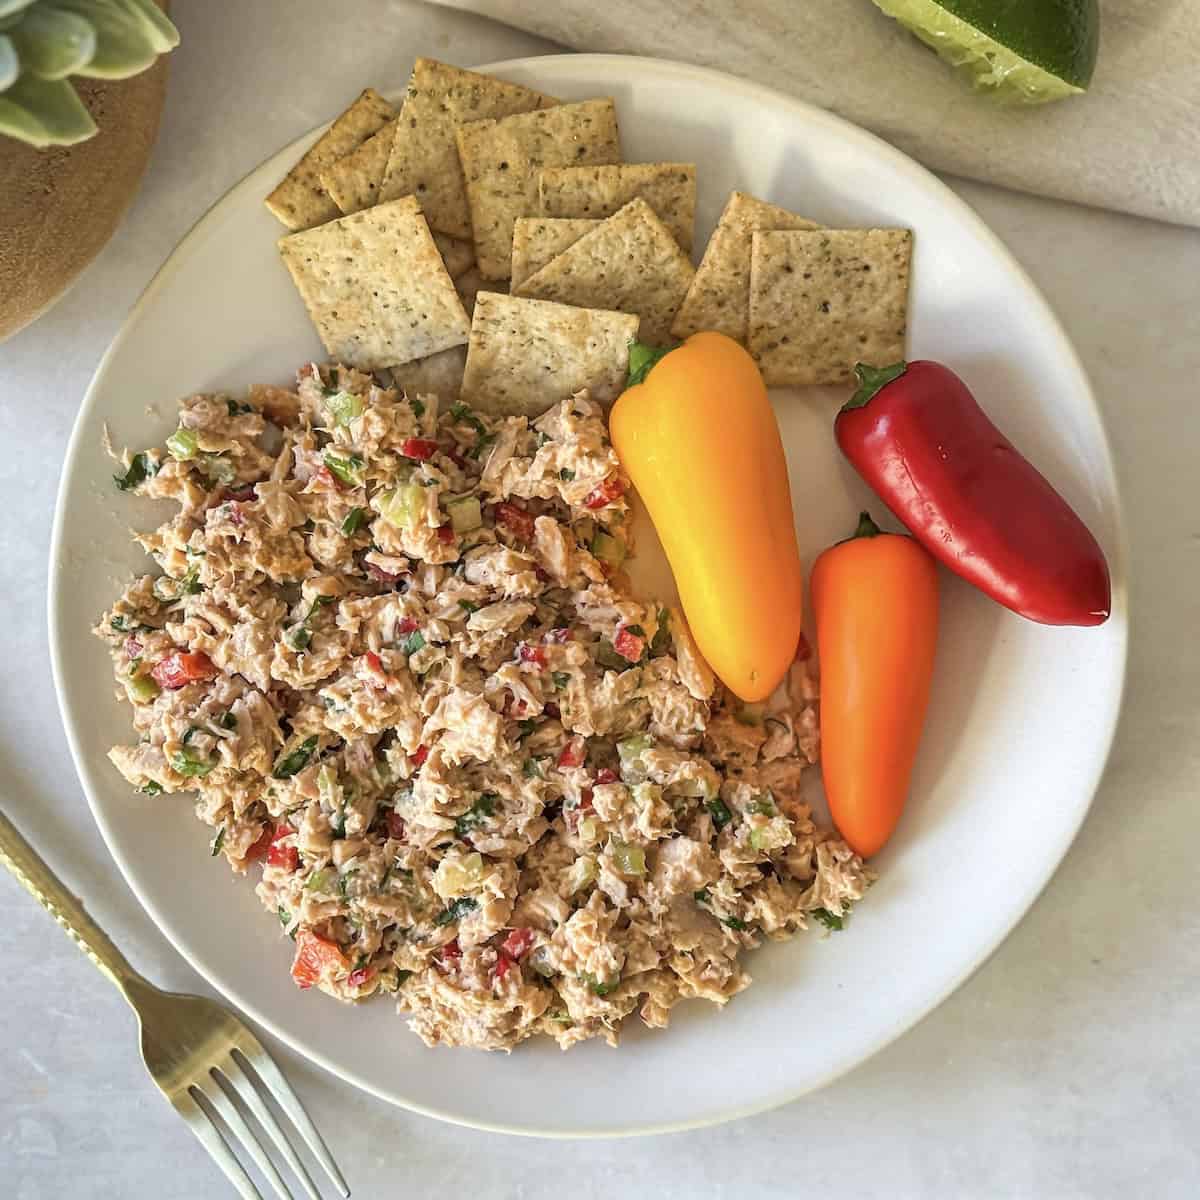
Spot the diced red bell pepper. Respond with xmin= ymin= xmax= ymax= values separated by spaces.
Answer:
xmin=580 ymin=787 xmax=594 ymax=811
xmin=584 ymin=476 xmax=625 ymax=510
xmin=557 ymin=736 xmax=585 ymax=769
xmin=435 ymin=524 xmax=456 ymax=545
xmin=386 ymin=810 xmax=406 ymax=841
xmin=398 ymin=617 xmax=419 ymax=635
xmin=493 ymin=954 xmax=515 ymax=982
xmin=151 ymin=650 xmax=217 ymax=691
xmin=362 ymin=651 xmax=387 ymax=688
xmin=494 ymin=502 xmax=535 ymax=542
xmin=613 ymin=627 xmax=646 ymax=663
xmin=543 ymin=701 xmax=561 ymax=720
xmin=266 ymin=826 xmax=299 ymax=872
xmin=439 ymin=938 xmax=461 ymax=963
xmin=290 ymin=930 xmax=349 ymax=990
xmin=500 ymin=927 xmax=535 ymax=961
xmin=347 ymin=967 xmax=374 ymax=988
xmin=595 ymin=768 xmax=618 ymax=785
xmin=412 ymin=744 xmax=429 ymax=767
xmin=245 ymin=825 xmax=274 ymax=861
xmin=518 ymin=643 xmax=547 ymax=668
xmin=313 ymin=465 xmax=341 ymax=492
xmin=226 ymin=502 xmax=245 ymax=527
xmin=228 ymin=484 xmax=257 ymax=503
xmin=400 ymin=437 xmax=438 ymax=461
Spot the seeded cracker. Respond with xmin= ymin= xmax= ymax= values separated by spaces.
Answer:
xmin=671 ymin=191 xmax=819 ymax=343
xmin=461 ymin=292 xmax=638 ymax=416
xmin=538 ymin=163 xmax=696 ymax=253
xmin=747 ymin=228 xmax=913 ymax=387
xmin=379 ymin=58 xmax=557 ymax=240
xmin=278 ymin=196 xmax=470 ymax=370
xmin=320 ymin=116 xmax=400 ymax=216
xmin=456 ymin=100 xmax=622 ymax=281
xmin=513 ymin=199 xmax=694 ymax=344
xmin=265 ymin=89 xmax=396 ymax=231
xmin=511 ymin=217 xmax=599 ymax=289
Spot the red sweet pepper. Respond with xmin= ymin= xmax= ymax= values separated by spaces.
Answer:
xmin=836 ymin=362 xmax=1111 ymax=627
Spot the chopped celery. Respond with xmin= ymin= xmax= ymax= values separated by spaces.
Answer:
xmin=305 ymin=868 xmax=333 ymax=893
xmin=436 ymin=852 xmax=484 ymax=898
xmin=610 ymin=839 xmax=646 ymax=875
xmin=650 ymin=608 xmax=671 ymax=655
xmin=567 ymin=855 xmax=597 ymax=893
xmin=445 ymin=494 xmax=482 ymax=533
xmin=402 ymin=630 xmax=425 ymax=656
xmin=324 ymin=390 xmax=364 ymax=426
xmin=316 ymin=763 xmax=338 ymax=802
xmin=590 ymin=530 xmax=626 ymax=567
xmin=706 ymin=797 xmax=733 ymax=829
xmin=454 ymin=794 xmax=496 ymax=838
xmin=748 ymin=794 xmax=777 ymax=816
xmin=166 ymin=428 xmax=198 ymax=461
xmin=340 ymin=507 xmax=367 ymax=536
xmin=201 ymin=454 xmax=236 ymax=487
xmin=578 ymin=818 xmax=599 ymax=844
xmin=126 ymin=672 xmax=160 ymax=703
xmin=595 ymin=641 xmax=627 ymax=671
xmin=632 ymin=782 xmax=662 ymax=810
xmin=169 ymin=745 xmax=214 ymax=778
xmin=616 ymin=734 xmax=652 ymax=779
xmin=272 ymin=735 xmax=318 ymax=779
xmin=812 ymin=907 xmax=845 ymax=932
xmin=379 ymin=482 xmax=425 ymax=529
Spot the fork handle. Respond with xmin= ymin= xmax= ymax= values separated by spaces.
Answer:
xmin=0 ymin=809 xmax=142 ymax=995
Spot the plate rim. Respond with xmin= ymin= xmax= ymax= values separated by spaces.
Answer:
xmin=48 ymin=52 xmax=1130 ymax=1139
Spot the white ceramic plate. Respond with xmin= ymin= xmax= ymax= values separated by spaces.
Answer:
xmin=50 ymin=55 xmax=1127 ymax=1137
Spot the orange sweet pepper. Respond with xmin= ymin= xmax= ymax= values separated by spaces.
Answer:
xmin=609 ymin=333 xmax=803 ymax=702
xmin=811 ymin=513 xmax=939 ymax=858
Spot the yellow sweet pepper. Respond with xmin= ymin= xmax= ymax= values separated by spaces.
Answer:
xmin=609 ymin=332 xmax=803 ymax=701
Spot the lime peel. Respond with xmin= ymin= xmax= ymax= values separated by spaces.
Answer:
xmin=872 ymin=0 xmax=1098 ymax=105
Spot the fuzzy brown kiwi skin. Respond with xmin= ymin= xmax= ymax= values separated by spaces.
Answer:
xmin=0 ymin=35 xmax=169 ymax=342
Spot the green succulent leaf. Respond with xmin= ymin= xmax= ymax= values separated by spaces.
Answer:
xmin=0 ymin=0 xmax=39 ymax=22
xmin=51 ymin=0 xmax=158 ymax=79
xmin=112 ymin=0 xmax=178 ymax=54
xmin=0 ymin=68 xmax=95 ymax=145
xmin=0 ymin=33 xmax=17 ymax=89
xmin=8 ymin=7 xmax=96 ymax=80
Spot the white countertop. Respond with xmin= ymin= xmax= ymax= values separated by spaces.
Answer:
xmin=2 ymin=3 xmax=1198 ymax=1197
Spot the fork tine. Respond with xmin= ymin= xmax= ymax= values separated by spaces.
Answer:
xmin=233 ymin=1040 xmax=350 ymax=1198
xmin=200 ymin=1073 xmax=295 ymax=1200
xmin=173 ymin=1087 xmax=265 ymax=1200
xmin=219 ymin=1055 xmax=322 ymax=1200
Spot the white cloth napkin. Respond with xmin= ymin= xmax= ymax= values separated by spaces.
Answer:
xmin=427 ymin=0 xmax=1200 ymax=228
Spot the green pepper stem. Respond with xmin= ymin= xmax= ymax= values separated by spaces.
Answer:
xmin=853 ymin=511 xmax=883 ymax=539
xmin=842 ymin=361 xmax=908 ymax=411
xmin=626 ymin=341 xmax=674 ymax=387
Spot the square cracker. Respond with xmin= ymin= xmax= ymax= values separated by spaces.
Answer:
xmin=511 ymin=217 xmax=599 ymax=289
xmin=278 ymin=196 xmax=470 ymax=370
xmin=461 ymin=292 xmax=638 ymax=416
xmin=320 ymin=116 xmax=400 ymax=216
xmin=389 ymin=346 xmax=468 ymax=401
xmin=456 ymin=99 xmax=622 ymax=281
xmin=671 ymin=190 xmax=818 ymax=343
xmin=265 ymin=89 xmax=396 ymax=231
xmin=747 ymin=228 xmax=913 ymax=387
xmin=379 ymin=58 xmax=556 ymax=240
xmin=538 ymin=163 xmax=696 ymax=253
xmin=513 ymin=198 xmax=694 ymax=344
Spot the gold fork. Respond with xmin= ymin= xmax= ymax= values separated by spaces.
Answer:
xmin=0 ymin=809 xmax=350 ymax=1200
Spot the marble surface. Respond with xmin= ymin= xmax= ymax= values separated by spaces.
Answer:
xmin=2 ymin=2 xmax=1198 ymax=1197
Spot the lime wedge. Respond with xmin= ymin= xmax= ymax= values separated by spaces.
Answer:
xmin=872 ymin=0 xmax=1100 ymax=104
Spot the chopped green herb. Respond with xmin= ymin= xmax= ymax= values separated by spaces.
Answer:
xmin=139 ymin=781 xmax=164 ymax=796
xmin=338 ymin=869 xmax=357 ymax=900
xmin=434 ymin=896 xmax=479 ymax=927
xmin=109 ymin=615 xmax=144 ymax=634
xmin=113 ymin=452 xmax=158 ymax=492
xmin=401 ymin=630 xmax=426 ymax=656
xmin=454 ymin=794 xmax=497 ymax=838
xmin=625 ymin=624 xmax=646 ymax=638
xmin=693 ymin=888 xmax=711 ymax=904
xmin=323 ymin=450 xmax=364 ymax=487
xmin=536 ymin=432 xmax=551 ymax=448
xmin=721 ymin=915 xmax=749 ymax=932
xmin=394 ymin=969 xmax=414 ymax=986
xmin=272 ymin=735 xmax=318 ymax=779
xmin=748 ymin=795 xmax=777 ymax=817
xmin=812 ymin=907 xmax=845 ymax=932
xmin=650 ymin=608 xmax=671 ymax=655
xmin=340 ymin=507 xmax=367 ymax=536
xmin=277 ymin=905 xmax=291 ymax=928
xmin=558 ymin=468 xmax=575 ymax=482
xmin=170 ymin=746 xmax=215 ymax=778
xmin=469 ymin=432 xmax=496 ymax=460
xmin=408 ymin=396 xmax=425 ymax=419
xmin=458 ymin=600 xmax=479 ymax=615
xmin=448 ymin=402 xmax=486 ymax=436
xmin=580 ymin=971 xmax=618 ymax=997
xmin=331 ymin=806 xmax=347 ymax=839
xmin=210 ymin=828 xmax=225 ymax=856
xmin=218 ymin=710 xmax=238 ymax=731
xmin=706 ymin=798 xmax=733 ymax=829
xmin=523 ymin=758 xmax=543 ymax=779
xmin=517 ymin=718 xmax=536 ymax=739
xmin=284 ymin=625 xmax=312 ymax=652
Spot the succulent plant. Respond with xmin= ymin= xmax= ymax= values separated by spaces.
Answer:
xmin=0 ymin=0 xmax=178 ymax=148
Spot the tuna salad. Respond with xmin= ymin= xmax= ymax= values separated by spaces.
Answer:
xmin=96 ymin=363 xmax=870 ymax=1051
